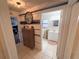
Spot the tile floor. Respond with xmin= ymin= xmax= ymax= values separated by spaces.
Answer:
xmin=17 ymin=39 xmax=57 ymax=59
xmin=42 ymin=39 xmax=57 ymax=59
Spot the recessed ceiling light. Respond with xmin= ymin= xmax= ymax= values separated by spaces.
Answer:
xmin=16 ymin=2 xmax=21 ymax=5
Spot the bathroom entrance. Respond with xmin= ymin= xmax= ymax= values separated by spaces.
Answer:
xmin=41 ymin=10 xmax=62 ymax=59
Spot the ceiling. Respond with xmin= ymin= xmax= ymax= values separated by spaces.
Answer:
xmin=7 ymin=0 xmax=68 ymax=12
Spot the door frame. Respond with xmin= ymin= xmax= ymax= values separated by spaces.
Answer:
xmin=40 ymin=5 xmax=68 ymax=58
xmin=64 ymin=2 xmax=79 ymax=59
xmin=0 ymin=0 xmax=18 ymax=59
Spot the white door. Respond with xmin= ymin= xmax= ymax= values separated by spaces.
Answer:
xmin=64 ymin=2 xmax=79 ymax=59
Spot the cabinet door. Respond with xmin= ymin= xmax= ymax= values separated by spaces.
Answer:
xmin=64 ymin=2 xmax=79 ymax=59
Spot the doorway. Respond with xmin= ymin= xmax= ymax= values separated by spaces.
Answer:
xmin=41 ymin=10 xmax=62 ymax=59
xmin=15 ymin=10 xmax=63 ymax=59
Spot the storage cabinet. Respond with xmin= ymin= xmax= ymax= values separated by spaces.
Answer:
xmin=22 ymin=26 xmax=35 ymax=49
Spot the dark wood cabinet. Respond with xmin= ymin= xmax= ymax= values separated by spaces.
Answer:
xmin=22 ymin=26 xmax=35 ymax=49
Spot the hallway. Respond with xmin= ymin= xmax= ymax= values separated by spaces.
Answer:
xmin=17 ymin=39 xmax=57 ymax=59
